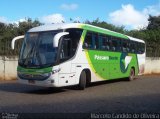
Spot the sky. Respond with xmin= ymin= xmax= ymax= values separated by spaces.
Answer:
xmin=0 ymin=0 xmax=160 ymax=30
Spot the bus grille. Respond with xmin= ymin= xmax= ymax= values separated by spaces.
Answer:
xmin=18 ymin=73 xmax=51 ymax=81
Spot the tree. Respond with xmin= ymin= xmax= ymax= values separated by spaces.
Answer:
xmin=18 ymin=18 xmax=42 ymax=35
xmin=84 ymin=18 xmax=126 ymax=34
xmin=0 ymin=18 xmax=42 ymax=56
xmin=147 ymin=15 xmax=160 ymax=30
xmin=0 ymin=16 xmax=160 ymax=57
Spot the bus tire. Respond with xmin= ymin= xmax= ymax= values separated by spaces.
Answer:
xmin=128 ymin=68 xmax=135 ymax=81
xmin=79 ymin=71 xmax=86 ymax=90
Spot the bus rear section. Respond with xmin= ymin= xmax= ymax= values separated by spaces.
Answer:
xmin=81 ymin=29 xmax=146 ymax=83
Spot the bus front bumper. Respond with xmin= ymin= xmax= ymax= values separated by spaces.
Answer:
xmin=17 ymin=76 xmax=60 ymax=87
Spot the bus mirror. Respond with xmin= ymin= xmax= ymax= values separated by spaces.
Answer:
xmin=53 ymin=32 xmax=69 ymax=47
xmin=11 ymin=35 xmax=25 ymax=50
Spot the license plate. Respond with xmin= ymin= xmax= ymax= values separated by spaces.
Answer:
xmin=28 ymin=80 xmax=35 ymax=84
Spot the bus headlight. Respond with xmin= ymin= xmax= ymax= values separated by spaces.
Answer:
xmin=52 ymin=68 xmax=61 ymax=74
xmin=42 ymin=72 xmax=51 ymax=77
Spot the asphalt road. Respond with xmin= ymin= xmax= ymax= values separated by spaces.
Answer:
xmin=0 ymin=75 xmax=160 ymax=118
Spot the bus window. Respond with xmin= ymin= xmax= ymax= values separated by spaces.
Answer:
xmin=59 ymin=38 xmax=72 ymax=62
xmin=109 ymin=40 xmax=114 ymax=51
xmin=130 ymin=41 xmax=136 ymax=53
xmin=141 ymin=43 xmax=145 ymax=53
xmin=122 ymin=40 xmax=129 ymax=52
xmin=101 ymin=35 xmax=110 ymax=50
xmin=110 ymin=37 xmax=118 ymax=51
xmin=137 ymin=42 xmax=145 ymax=54
xmin=92 ymin=33 xmax=98 ymax=49
xmin=66 ymin=29 xmax=82 ymax=57
xmin=83 ymin=32 xmax=98 ymax=50
xmin=59 ymin=28 xmax=83 ymax=63
xmin=83 ymin=32 xmax=93 ymax=49
xmin=112 ymin=37 xmax=121 ymax=52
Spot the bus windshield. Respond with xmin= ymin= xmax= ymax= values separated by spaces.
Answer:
xmin=19 ymin=30 xmax=62 ymax=68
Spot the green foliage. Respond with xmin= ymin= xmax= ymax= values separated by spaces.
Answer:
xmin=147 ymin=15 xmax=160 ymax=30
xmin=0 ymin=16 xmax=160 ymax=57
xmin=84 ymin=18 xmax=126 ymax=34
xmin=126 ymin=29 xmax=160 ymax=57
xmin=0 ymin=18 xmax=42 ymax=57
xmin=84 ymin=17 xmax=160 ymax=57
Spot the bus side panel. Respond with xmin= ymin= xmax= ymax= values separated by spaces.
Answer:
xmin=118 ymin=53 xmax=139 ymax=78
xmin=83 ymin=50 xmax=140 ymax=81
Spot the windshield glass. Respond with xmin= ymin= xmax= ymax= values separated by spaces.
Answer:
xmin=19 ymin=30 xmax=62 ymax=68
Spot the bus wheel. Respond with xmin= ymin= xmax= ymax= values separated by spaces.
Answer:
xmin=79 ymin=71 xmax=86 ymax=90
xmin=128 ymin=68 xmax=135 ymax=81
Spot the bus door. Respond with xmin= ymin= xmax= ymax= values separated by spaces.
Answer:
xmin=58 ymin=37 xmax=75 ymax=85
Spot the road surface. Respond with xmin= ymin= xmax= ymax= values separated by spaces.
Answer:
xmin=0 ymin=75 xmax=160 ymax=118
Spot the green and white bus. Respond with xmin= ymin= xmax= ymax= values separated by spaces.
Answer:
xmin=12 ymin=23 xmax=145 ymax=89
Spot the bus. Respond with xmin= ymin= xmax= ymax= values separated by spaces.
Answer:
xmin=11 ymin=23 xmax=146 ymax=89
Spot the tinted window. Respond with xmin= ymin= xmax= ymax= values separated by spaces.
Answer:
xmin=93 ymin=33 xmax=99 ymax=49
xmin=66 ymin=29 xmax=82 ymax=56
xmin=83 ymin=30 xmax=145 ymax=54
xmin=83 ymin=32 xmax=92 ymax=49
xmin=60 ymin=39 xmax=72 ymax=60
xmin=130 ymin=41 xmax=137 ymax=53
xmin=59 ymin=29 xmax=82 ymax=63
xmin=83 ymin=32 xmax=98 ymax=50
xmin=137 ymin=42 xmax=145 ymax=54
xmin=111 ymin=37 xmax=120 ymax=51
xmin=100 ymin=35 xmax=110 ymax=50
xmin=122 ymin=40 xmax=130 ymax=52
xmin=19 ymin=31 xmax=61 ymax=68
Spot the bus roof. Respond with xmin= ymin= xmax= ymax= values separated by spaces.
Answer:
xmin=28 ymin=23 xmax=145 ymax=43
xmin=127 ymin=36 xmax=145 ymax=43
xmin=28 ymin=23 xmax=83 ymax=32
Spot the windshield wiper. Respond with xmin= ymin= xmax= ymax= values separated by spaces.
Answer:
xmin=35 ymin=51 xmax=42 ymax=66
xmin=23 ymin=46 xmax=35 ymax=66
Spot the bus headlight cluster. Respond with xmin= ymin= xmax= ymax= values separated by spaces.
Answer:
xmin=52 ymin=68 xmax=61 ymax=74
xmin=42 ymin=72 xmax=51 ymax=77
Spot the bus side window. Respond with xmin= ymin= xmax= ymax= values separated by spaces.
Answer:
xmin=60 ymin=37 xmax=72 ymax=61
xmin=122 ymin=41 xmax=128 ymax=52
xmin=141 ymin=43 xmax=145 ymax=54
xmin=110 ymin=37 xmax=118 ymax=51
xmin=109 ymin=40 xmax=114 ymax=51
xmin=59 ymin=28 xmax=82 ymax=63
xmin=83 ymin=32 xmax=99 ymax=50
xmin=113 ymin=37 xmax=121 ymax=52
xmin=137 ymin=42 xmax=145 ymax=54
xmin=101 ymin=35 xmax=110 ymax=50
xmin=92 ymin=33 xmax=99 ymax=49
xmin=83 ymin=32 xmax=92 ymax=49
xmin=66 ymin=29 xmax=82 ymax=57
xmin=130 ymin=41 xmax=136 ymax=53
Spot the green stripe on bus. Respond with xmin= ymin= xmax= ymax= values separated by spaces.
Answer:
xmin=84 ymin=50 xmax=139 ymax=80
xmin=17 ymin=66 xmax=52 ymax=74
xmin=81 ymin=24 xmax=128 ymax=39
